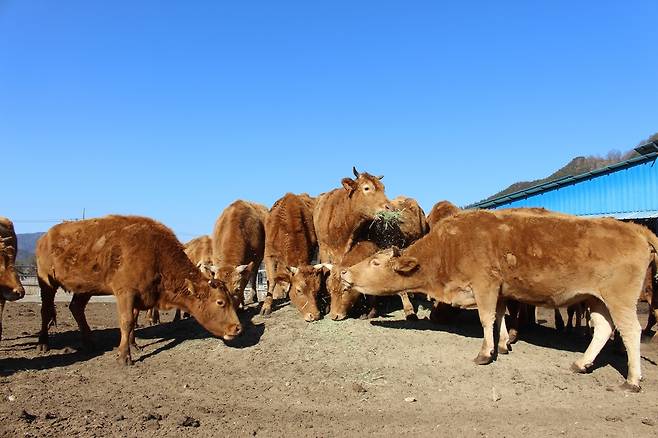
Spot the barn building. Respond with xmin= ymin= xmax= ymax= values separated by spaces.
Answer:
xmin=469 ymin=142 xmax=658 ymax=235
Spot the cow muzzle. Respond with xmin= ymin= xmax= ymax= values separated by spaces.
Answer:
xmin=2 ymin=286 xmax=25 ymax=301
xmin=222 ymin=323 xmax=242 ymax=341
xmin=304 ymin=312 xmax=321 ymax=322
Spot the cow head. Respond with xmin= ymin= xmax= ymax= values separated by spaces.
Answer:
xmin=327 ymin=268 xmax=363 ymax=321
xmin=184 ymin=278 xmax=242 ymax=341
xmin=275 ymin=264 xmax=330 ymax=322
xmin=340 ymin=247 xmax=421 ymax=296
xmin=212 ymin=261 xmax=255 ymax=306
xmin=0 ymin=236 xmax=25 ymax=301
xmin=427 ymin=200 xmax=461 ymax=229
xmin=341 ymin=167 xmax=391 ymax=220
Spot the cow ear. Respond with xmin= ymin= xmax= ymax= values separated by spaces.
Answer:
xmin=390 ymin=246 xmax=402 ymax=257
xmin=392 ymin=256 xmax=419 ymax=274
xmin=341 ymin=178 xmax=357 ymax=192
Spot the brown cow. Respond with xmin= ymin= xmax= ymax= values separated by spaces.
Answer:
xmin=342 ymin=209 xmax=658 ymax=391
xmin=35 ymin=215 xmax=242 ymax=365
xmin=313 ymin=167 xmax=391 ymax=264
xmin=273 ymin=264 xmax=331 ymax=322
xmin=0 ymin=217 xmax=25 ymax=340
xmin=262 ymin=193 xmax=321 ymax=319
xmin=212 ymin=200 xmax=268 ymax=307
xmin=329 ymin=196 xmax=427 ymax=320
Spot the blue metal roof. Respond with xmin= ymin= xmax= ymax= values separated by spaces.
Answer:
xmin=468 ymin=142 xmax=658 ymax=219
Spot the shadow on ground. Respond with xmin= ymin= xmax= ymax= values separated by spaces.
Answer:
xmin=0 ymin=306 xmax=264 ymax=376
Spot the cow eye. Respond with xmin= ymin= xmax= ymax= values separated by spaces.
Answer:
xmin=217 ymin=299 xmax=226 ymax=307
xmin=364 ymin=186 xmax=370 ymax=192
xmin=371 ymin=259 xmax=381 ymax=267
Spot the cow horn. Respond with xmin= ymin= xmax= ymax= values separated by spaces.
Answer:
xmin=377 ymin=175 xmax=384 ymax=180
xmin=288 ymin=266 xmax=299 ymax=274
xmin=352 ymin=166 xmax=359 ymax=178
xmin=322 ymin=263 xmax=334 ymax=271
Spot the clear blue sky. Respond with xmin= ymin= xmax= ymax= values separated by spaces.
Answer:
xmin=2 ymin=1 xmax=657 ymax=238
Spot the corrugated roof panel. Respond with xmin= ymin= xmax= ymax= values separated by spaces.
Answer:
xmin=487 ymin=158 xmax=658 ymax=218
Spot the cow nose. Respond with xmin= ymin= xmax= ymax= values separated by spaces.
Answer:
xmin=14 ymin=287 xmax=25 ymax=298
xmin=233 ymin=323 xmax=242 ymax=336
xmin=304 ymin=312 xmax=319 ymax=322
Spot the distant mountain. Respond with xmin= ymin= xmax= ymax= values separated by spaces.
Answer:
xmin=481 ymin=131 xmax=658 ymax=203
xmin=16 ymin=232 xmax=44 ymax=265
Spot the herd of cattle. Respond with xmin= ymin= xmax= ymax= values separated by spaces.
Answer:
xmin=1 ymin=168 xmax=657 ymax=391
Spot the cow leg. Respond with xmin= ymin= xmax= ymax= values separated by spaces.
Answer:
xmin=571 ymin=299 xmax=613 ymax=375
xmin=473 ymin=284 xmax=499 ymax=365
xmin=606 ymin=303 xmax=642 ymax=392
xmin=69 ymin=293 xmax=94 ymax=350
xmin=554 ymin=308 xmax=565 ymax=331
xmin=362 ymin=295 xmax=378 ymax=319
xmin=399 ymin=292 xmax=417 ymax=321
xmin=249 ymin=271 xmax=259 ymax=304
xmin=0 ymin=297 xmax=4 ymax=341
xmin=37 ymin=279 xmax=57 ymax=353
xmin=497 ymin=301 xmax=511 ymax=354
xmin=146 ymin=308 xmax=160 ymax=325
xmin=506 ymin=300 xmax=520 ymax=344
xmin=260 ymin=294 xmax=274 ymax=316
xmin=115 ymin=292 xmax=137 ymax=366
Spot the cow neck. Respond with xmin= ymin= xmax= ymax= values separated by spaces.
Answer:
xmin=159 ymin=266 xmax=207 ymax=314
xmin=400 ymin=232 xmax=445 ymax=298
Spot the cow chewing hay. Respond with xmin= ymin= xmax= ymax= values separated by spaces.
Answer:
xmin=373 ymin=210 xmax=403 ymax=232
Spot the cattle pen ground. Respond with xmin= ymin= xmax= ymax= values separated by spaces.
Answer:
xmin=1 ymin=300 xmax=657 ymax=438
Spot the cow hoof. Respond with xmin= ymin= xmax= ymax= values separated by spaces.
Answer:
xmin=508 ymin=329 xmax=518 ymax=344
xmin=36 ymin=343 xmax=50 ymax=353
xmin=498 ymin=344 xmax=510 ymax=355
xmin=620 ymin=381 xmax=641 ymax=393
xmin=259 ymin=307 xmax=272 ymax=317
xmin=131 ymin=343 xmax=143 ymax=352
xmin=473 ymin=353 xmax=493 ymax=365
xmin=570 ymin=362 xmax=591 ymax=374
xmin=405 ymin=313 xmax=418 ymax=321
xmin=117 ymin=355 xmax=134 ymax=366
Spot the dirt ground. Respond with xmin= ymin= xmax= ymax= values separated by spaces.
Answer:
xmin=1 ymin=298 xmax=657 ymax=438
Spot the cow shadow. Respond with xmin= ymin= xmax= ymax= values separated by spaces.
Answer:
xmin=0 ymin=308 xmax=265 ymax=376
xmin=370 ymin=311 xmax=657 ymax=380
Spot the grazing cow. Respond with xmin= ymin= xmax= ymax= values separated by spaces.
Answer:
xmin=262 ymin=193 xmax=321 ymax=319
xmin=342 ymin=209 xmax=658 ymax=391
xmin=35 ymin=215 xmax=242 ymax=365
xmin=212 ymin=200 xmax=268 ymax=307
xmin=0 ymin=217 xmax=25 ymax=340
xmin=329 ymin=196 xmax=427 ymax=320
xmin=274 ymin=264 xmax=331 ymax=322
xmin=313 ymin=167 xmax=391 ymax=264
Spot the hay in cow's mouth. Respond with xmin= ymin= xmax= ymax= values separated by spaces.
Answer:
xmin=373 ymin=210 xmax=402 ymax=232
